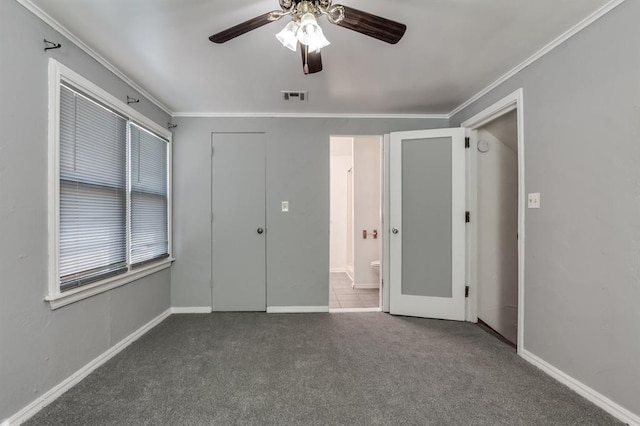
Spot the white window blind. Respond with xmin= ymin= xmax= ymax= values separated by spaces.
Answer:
xmin=129 ymin=124 xmax=169 ymax=266
xmin=59 ymin=84 xmax=128 ymax=291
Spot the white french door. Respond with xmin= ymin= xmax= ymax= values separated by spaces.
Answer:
xmin=389 ymin=128 xmax=466 ymax=320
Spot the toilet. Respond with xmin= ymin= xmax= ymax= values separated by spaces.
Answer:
xmin=370 ymin=260 xmax=381 ymax=276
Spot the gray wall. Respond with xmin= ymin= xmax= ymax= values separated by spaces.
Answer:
xmin=451 ymin=0 xmax=640 ymax=416
xmin=0 ymin=1 xmax=171 ymax=421
xmin=171 ymin=117 xmax=449 ymax=308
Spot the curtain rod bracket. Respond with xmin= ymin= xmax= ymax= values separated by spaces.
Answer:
xmin=44 ymin=39 xmax=61 ymax=51
xmin=168 ymin=123 xmax=177 ymax=129
xmin=127 ymin=96 xmax=140 ymax=105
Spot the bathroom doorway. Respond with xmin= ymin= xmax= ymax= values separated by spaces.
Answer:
xmin=329 ymin=136 xmax=383 ymax=311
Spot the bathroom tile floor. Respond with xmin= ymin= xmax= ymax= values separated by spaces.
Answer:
xmin=329 ymin=272 xmax=379 ymax=309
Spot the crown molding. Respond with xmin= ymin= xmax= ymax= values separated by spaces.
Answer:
xmin=171 ymin=112 xmax=449 ymax=120
xmin=16 ymin=0 xmax=173 ymax=117
xmin=448 ymin=0 xmax=626 ymax=118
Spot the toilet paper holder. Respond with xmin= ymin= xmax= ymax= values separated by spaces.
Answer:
xmin=362 ymin=229 xmax=378 ymax=239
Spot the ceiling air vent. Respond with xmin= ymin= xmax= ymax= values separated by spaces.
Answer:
xmin=282 ymin=91 xmax=308 ymax=102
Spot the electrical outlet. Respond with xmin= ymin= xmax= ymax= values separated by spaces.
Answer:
xmin=281 ymin=201 xmax=289 ymax=212
xmin=528 ymin=193 xmax=541 ymax=209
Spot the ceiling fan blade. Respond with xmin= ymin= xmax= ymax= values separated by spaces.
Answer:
xmin=301 ymin=44 xmax=323 ymax=75
xmin=209 ymin=11 xmax=284 ymax=44
xmin=333 ymin=6 xmax=406 ymax=44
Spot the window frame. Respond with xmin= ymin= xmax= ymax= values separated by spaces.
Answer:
xmin=46 ymin=59 xmax=173 ymax=309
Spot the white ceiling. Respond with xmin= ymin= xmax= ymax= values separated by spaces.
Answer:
xmin=27 ymin=0 xmax=612 ymax=115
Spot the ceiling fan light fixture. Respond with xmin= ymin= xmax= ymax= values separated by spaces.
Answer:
xmin=276 ymin=21 xmax=300 ymax=51
xmin=306 ymin=28 xmax=330 ymax=53
xmin=296 ymin=12 xmax=329 ymax=51
xmin=209 ymin=0 xmax=407 ymax=74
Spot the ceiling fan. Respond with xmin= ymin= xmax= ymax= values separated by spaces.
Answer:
xmin=209 ymin=0 xmax=406 ymax=75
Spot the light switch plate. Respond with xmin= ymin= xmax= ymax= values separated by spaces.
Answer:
xmin=281 ymin=201 xmax=289 ymax=212
xmin=528 ymin=193 xmax=541 ymax=209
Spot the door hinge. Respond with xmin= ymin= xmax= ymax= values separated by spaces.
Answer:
xmin=465 ymin=211 xmax=470 ymax=223
xmin=465 ymin=137 xmax=470 ymax=149
xmin=211 ymin=146 xmax=214 ymax=157
xmin=465 ymin=286 xmax=469 ymax=297
xmin=210 ymin=212 xmax=214 ymax=223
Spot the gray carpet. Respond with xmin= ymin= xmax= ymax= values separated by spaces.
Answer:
xmin=25 ymin=313 xmax=622 ymax=425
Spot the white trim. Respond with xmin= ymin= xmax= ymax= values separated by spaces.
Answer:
xmin=5 ymin=308 xmax=172 ymax=426
xmin=172 ymin=112 xmax=449 ymax=120
xmin=449 ymin=0 xmax=625 ymax=118
xmin=167 ymin=127 xmax=174 ymax=261
xmin=520 ymin=349 xmax=640 ymax=426
xmin=330 ymin=268 xmax=347 ymax=273
xmin=461 ymin=89 xmax=525 ymax=353
xmin=463 ymin=126 xmax=474 ymax=323
xmin=330 ymin=307 xmax=382 ymax=313
xmin=345 ymin=267 xmax=354 ymax=282
xmin=266 ymin=306 xmax=330 ymax=313
xmin=171 ymin=307 xmax=212 ymax=314
xmin=382 ymin=134 xmax=391 ymax=313
xmin=46 ymin=259 xmax=174 ymax=310
xmin=16 ymin=0 xmax=172 ymax=116
xmin=47 ymin=60 xmax=61 ymax=300
xmin=460 ymin=92 xmax=519 ymax=131
xmin=351 ymin=283 xmax=379 ymax=290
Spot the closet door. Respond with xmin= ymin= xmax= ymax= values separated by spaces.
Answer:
xmin=211 ymin=133 xmax=266 ymax=311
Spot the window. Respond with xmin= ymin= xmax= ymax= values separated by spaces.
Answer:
xmin=58 ymin=84 xmax=129 ymax=291
xmin=47 ymin=59 xmax=172 ymax=309
xmin=129 ymin=124 xmax=169 ymax=266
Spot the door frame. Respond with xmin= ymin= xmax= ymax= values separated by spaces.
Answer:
xmin=461 ymin=88 xmax=525 ymax=352
xmin=382 ymin=134 xmax=390 ymax=312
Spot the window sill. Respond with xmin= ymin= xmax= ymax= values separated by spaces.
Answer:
xmin=45 ymin=258 xmax=174 ymax=310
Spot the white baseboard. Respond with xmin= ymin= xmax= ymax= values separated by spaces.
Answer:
xmin=329 ymin=307 xmax=382 ymax=313
xmin=6 ymin=308 xmax=172 ymax=426
xmin=520 ymin=349 xmax=640 ymax=426
xmin=352 ymin=282 xmax=379 ymax=290
xmin=345 ymin=268 xmax=354 ymax=282
xmin=267 ymin=306 xmax=329 ymax=314
xmin=330 ymin=268 xmax=346 ymax=273
xmin=170 ymin=307 xmax=212 ymax=314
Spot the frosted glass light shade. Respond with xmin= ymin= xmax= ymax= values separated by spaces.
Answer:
xmin=306 ymin=28 xmax=330 ymax=52
xmin=296 ymin=12 xmax=329 ymax=52
xmin=276 ymin=21 xmax=300 ymax=51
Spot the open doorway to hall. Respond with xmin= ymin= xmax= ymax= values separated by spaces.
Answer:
xmin=329 ymin=136 xmax=383 ymax=311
